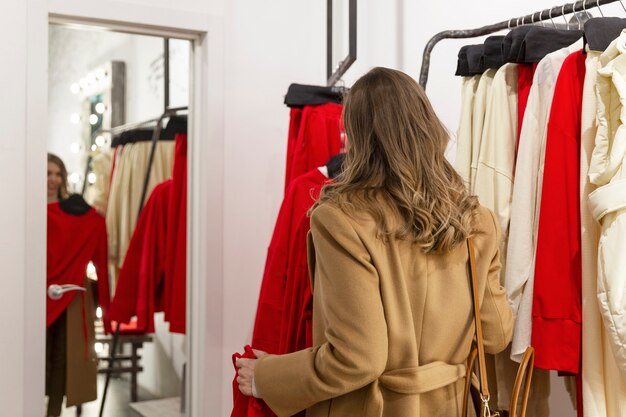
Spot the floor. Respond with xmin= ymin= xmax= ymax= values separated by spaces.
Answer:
xmin=129 ymin=398 xmax=181 ymax=417
xmin=58 ymin=375 xmax=158 ymax=417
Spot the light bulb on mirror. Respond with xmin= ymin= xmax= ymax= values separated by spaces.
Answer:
xmin=88 ymin=172 xmax=97 ymax=184
xmin=95 ymin=68 xmax=106 ymax=80
xmin=69 ymin=172 xmax=80 ymax=184
xmin=89 ymin=114 xmax=99 ymax=125
xmin=95 ymin=135 xmax=106 ymax=147
xmin=86 ymin=72 xmax=96 ymax=85
xmin=79 ymin=78 xmax=88 ymax=89
xmin=95 ymin=102 xmax=106 ymax=114
xmin=91 ymin=144 xmax=97 ymax=151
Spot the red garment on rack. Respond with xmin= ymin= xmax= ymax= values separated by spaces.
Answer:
xmin=517 ymin=63 xmax=538 ymax=153
xmin=532 ymin=50 xmax=584 ymax=374
xmin=252 ymin=168 xmax=329 ymax=354
xmin=164 ymin=133 xmax=187 ymax=334
xmin=284 ymin=108 xmax=303 ymax=193
xmin=286 ymin=104 xmax=343 ymax=189
xmin=109 ymin=180 xmax=172 ymax=333
xmin=230 ymin=345 xmax=275 ymax=417
xmin=278 ymin=205 xmax=319 ymax=355
xmin=47 ymin=202 xmax=110 ymax=333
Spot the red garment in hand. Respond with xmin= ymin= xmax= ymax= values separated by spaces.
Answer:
xmin=278 ymin=204 xmax=320 ymax=354
xmin=230 ymin=345 xmax=274 ymax=417
xmin=47 ymin=202 xmax=110 ymax=333
xmin=252 ymin=168 xmax=329 ymax=354
xmin=532 ymin=50 xmax=584 ymax=373
xmin=286 ymin=104 xmax=342 ymax=189
xmin=164 ymin=133 xmax=187 ymax=333
xmin=109 ymin=180 xmax=172 ymax=333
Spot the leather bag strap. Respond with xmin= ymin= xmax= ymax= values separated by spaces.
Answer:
xmin=467 ymin=238 xmax=491 ymax=410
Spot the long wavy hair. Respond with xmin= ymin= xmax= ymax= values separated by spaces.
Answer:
xmin=316 ymin=67 xmax=478 ymax=253
xmin=48 ymin=152 xmax=69 ymax=200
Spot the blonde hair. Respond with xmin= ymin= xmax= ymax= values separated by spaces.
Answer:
xmin=316 ymin=67 xmax=478 ymax=253
xmin=47 ymin=153 xmax=69 ymax=200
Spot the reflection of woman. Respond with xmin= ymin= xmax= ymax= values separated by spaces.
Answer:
xmin=48 ymin=153 xmax=69 ymax=203
xmin=46 ymin=152 xmax=109 ymax=417
xmin=236 ymin=68 xmax=513 ymax=417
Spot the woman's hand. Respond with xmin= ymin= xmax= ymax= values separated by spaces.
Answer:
xmin=236 ymin=349 xmax=268 ymax=397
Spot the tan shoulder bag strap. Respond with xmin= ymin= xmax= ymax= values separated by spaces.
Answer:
xmin=467 ymin=237 xmax=492 ymax=414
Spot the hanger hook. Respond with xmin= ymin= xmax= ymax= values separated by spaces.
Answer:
xmin=572 ymin=3 xmax=582 ymax=30
xmin=522 ymin=15 xmax=526 ymax=25
xmin=531 ymin=12 xmax=535 ymax=24
xmin=549 ymin=6 xmax=557 ymax=29
xmin=620 ymin=0 xmax=626 ymax=14
xmin=562 ymin=4 xmax=569 ymax=27
xmin=597 ymin=0 xmax=605 ymax=16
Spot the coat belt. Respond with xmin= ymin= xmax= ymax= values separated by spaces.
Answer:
xmin=588 ymin=178 xmax=626 ymax=221
xmin=378 ymin=361 xmax=467 ymax=395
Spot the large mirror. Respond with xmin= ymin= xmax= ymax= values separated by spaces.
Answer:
xmin=47 ymin=24 xmax=191 ymax=417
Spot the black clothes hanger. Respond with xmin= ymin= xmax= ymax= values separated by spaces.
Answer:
xmin=467 ymin=45 xmax=486 ymax=75
xmin=325 ymin=153 xmax=346 ymax=180
xmin=584 ymin=17 xmax=626 ymax=52
xmin=503 ymin=26 xmax=535 ymax=62
xmin=455 ymin=45 xmax=472 ymax=76
xmin=517 ymin=27 xmax=583 ymax=63
xmin=284 ymin=83 xmax=345 ymax=108
xmin=159 ymin=115 xmax=187 ymax=140
xmin=59 ymin=194 xmax=92 ymax=216
xmin=482 ymin=36 xmax=506 ymax=69
xmin=111 ymin=115 xmax=187 ymax=147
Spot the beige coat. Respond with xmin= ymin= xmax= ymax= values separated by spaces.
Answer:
xmin=254 ymin=203 xmax=513 ymax=417
xmin=587 ymin=31 xmax=626 ymax=411
xmin=470 ymin=70 xmax=497 ymax=193
xmin=456 ymin=75 xmax=480 ymax=189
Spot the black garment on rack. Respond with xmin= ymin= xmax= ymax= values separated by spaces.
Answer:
xmin=284 ymin=83 xmax=344 ymax=107
xmin=111 ymin=115 xmax=187 ymax=147
xmin=455 ymin=45 xmax=471 ymax=76
xmin=584 ymin=17 xmax=626 ymax=52
xmin=467 ymin=45 xmax=486 ymax=75
xmin=503 ymin=26 xmax=535 ymax=62
xmin=483 ymin=36 xmax=506 ymax=69
xmin=518 ymin=28 xmax=583 ymax=63
xmin=326 ymin=153 xmax=345 ymax=180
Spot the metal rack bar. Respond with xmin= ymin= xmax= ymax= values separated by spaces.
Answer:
xmin=327 ymin=0 xmax=357 ymax=86
xmin=418 ymin=0 xmax=622 ymax=88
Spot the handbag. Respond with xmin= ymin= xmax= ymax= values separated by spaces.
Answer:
xmin=462 ymin=238 xmax=536 ymax=417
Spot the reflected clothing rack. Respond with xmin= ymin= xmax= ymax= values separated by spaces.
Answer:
xmin=97 ymin=35 xmax=187 ymax=417
xmin=418 ymin=0 xmax=623 ymax=88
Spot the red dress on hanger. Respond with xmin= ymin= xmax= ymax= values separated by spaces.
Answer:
xmin=532 ymin=50 xmax=585 ymax=374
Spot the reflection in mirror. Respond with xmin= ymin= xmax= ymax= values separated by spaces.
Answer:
xmin=47 ymin=24 xmax=190 ymax=417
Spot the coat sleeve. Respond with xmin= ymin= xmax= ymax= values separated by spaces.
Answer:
xmin=254 ymin=204 xmax=388 ymax=417
xmin=480 ymin=209 xmax=514 ymax=354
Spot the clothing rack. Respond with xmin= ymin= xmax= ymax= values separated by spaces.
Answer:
xmin=418 ymin=0 xmax=624 ymax=88
xmin=98 ymin=36 xmax=186 ymax=417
